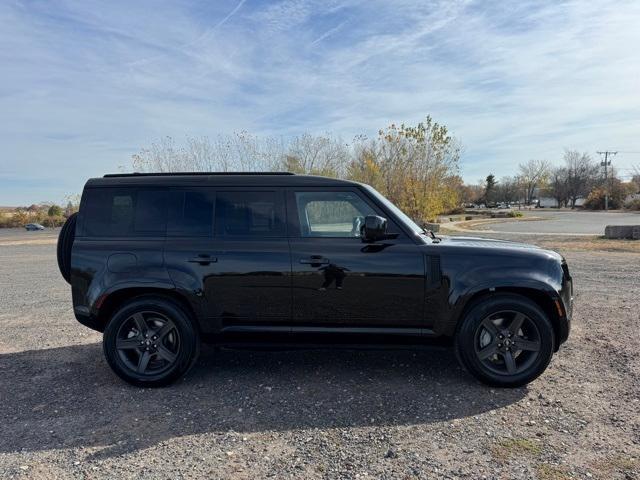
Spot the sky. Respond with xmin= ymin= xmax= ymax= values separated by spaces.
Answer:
xmin=1 ymin=0 xmax=640 ymax=205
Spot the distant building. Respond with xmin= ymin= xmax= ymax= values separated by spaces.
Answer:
xmin=535 ymin=196 xmax=585 ymax=208
xmin=625 ymin=192 xmax=640 ymax=203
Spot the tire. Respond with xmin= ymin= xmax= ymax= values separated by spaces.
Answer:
xmin=57 ymin=213 xmax=77 ymax=284
xmin=103 ymin=296 xmax=200 ymax=387
xmin=455 ymin=294 xmax=555 ymax=388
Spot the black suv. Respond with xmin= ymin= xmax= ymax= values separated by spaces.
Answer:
xmin=58 ymin=172 xmax=572 ymax=387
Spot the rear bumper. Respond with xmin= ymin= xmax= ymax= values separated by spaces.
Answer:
xmin=74 ymin=306 xmax=104 ymax=332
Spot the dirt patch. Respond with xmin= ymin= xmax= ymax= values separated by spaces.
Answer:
xmin=534 ymin=236 xmax=640 ymax=253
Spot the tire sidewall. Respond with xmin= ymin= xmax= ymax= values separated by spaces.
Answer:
xmin=456 ymin=294 xmax=555 ymax=387
xmin=103 ymin=296 xmax=199 ymax=387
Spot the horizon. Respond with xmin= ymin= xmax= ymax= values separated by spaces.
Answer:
xmin=2 ymin=0 xmax=640 ymax=205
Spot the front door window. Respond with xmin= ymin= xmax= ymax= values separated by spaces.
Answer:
xmin=294 ymin=191 xmax=375 ymax=238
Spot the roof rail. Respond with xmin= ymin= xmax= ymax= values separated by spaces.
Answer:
xmin=103 ymin=172 xmax=295 ymax=178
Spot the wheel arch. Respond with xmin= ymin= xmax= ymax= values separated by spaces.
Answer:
xmin=95 ymin=287 xmax=200 ymax=334
xmin=454 ymin=287 xmax=565 ymax=351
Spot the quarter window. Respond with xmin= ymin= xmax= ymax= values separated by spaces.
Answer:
xmin=82 ymin=188 xmax=166 ymax=237
xmin=294 ymin=191 xmax=375 ymax=238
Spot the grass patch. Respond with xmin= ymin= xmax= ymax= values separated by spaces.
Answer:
xmin=592 ymin=454 xmax=638 ymax=476
xmin=491 ymin=437 xmax=542 ymax=462
xmin=534 ymin=463 xmax=572 ymax=480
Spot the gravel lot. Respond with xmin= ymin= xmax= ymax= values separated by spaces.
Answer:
xmin=0 ymin=230 xmax=639 ymax=479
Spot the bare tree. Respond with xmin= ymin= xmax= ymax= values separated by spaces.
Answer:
xmin=496 ymin=176 xmax=520 ymax=203
xmin=131 ymin=134 xmax=287 ymax=173
xmin=548 ymin=167 xmax=569 ymax=208
xmin=519 ymin=159 xmax=550 ymax=204
xmin=631 ymin=165 xmax=640 ymax=188
xmin=564 ymin=150 xmax=598 ymax=208
xmin=281 ymin=133 xmax=350 ymax=177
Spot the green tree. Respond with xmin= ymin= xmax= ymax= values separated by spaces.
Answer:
xmin=353 ymin=117 xmax=460 ymax=222
xmin=484 ymin=174 xmax=497 ymax=203
xmin=48 ymin=205 xmax=63 ymax=217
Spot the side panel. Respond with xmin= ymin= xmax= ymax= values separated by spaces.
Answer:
xmin=203 ymin=237 xmax=292 ymax=328
xmin=71 ymin=186 xmax=172 ymax=324
xmin=289 ymin=237 xmax=425 ymax=326
xmin=433 ymin=251 xmax=565 ymax=337
xmin=163 ymin=188 xmax=292 ymax=333
xmin=287 ymin=187 xmax=425 ymax=328
xmin=71 ymin=237 xmax=170 ymax=320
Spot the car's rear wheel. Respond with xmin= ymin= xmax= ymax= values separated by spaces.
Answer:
xmin=103 ymin=296 xmax=199 ymax=387
xmin=57 ymin=213 xmax=77 ymax=284
xmin=455 ymin=294 xmax=555 ymax=387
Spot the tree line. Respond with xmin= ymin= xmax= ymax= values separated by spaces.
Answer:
xmin=127 ymin=117 xmax=640 ymax=226
xmin=464 ymin=153 xmax=640 ymax=210
xmin=131 ymin=117 xmax=463 ymax=222
xmin=5 ymin=117 xmax=637 ymax=230
xmin=0 ymin=199 xmax=79 ymax=228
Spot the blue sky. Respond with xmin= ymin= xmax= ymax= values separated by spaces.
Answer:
xmin=1 ymin=0 xmax=640 ymax=205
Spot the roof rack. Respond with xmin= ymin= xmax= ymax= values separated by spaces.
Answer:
xmin=103 ymin=172 xmax=295 ymax=178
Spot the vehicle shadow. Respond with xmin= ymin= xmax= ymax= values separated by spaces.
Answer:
xmin=0 ymin=342 xmax=526 ymax=458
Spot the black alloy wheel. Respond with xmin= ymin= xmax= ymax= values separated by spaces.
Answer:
xmin=455 ymin=294 xmax=555 ymax=387
xmin=103 ymin=296 xmax=199 ymax=387
xmin=115 ymin=311 xmax=181 ymax=376
xmin=474 ymin=310 xmax=542 ymax=376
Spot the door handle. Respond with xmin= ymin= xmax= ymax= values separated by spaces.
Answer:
xmin=188 ymin=255 xmax=217 ymax=265
xmin=300 ymin=256 xmax=330 ymax=265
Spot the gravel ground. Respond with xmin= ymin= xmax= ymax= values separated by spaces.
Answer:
xmin=0 ymin=232 xmax=639 ymax=479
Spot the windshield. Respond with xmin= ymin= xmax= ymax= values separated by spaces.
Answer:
xmin=363 ymin=185 xmax=425 ymax=236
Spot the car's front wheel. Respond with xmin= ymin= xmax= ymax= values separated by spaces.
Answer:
xmin=103 ymin=296 xmax=199 ymax=387
xmin=455 ymin=294 xmax=555 ymax=387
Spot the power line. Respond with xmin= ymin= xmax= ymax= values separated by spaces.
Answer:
xmin=597 ymin=151 xmax=617 ymax=211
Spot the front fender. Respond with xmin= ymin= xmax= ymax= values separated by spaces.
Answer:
xmin=434 ymin=253 xmax=564 ymax=337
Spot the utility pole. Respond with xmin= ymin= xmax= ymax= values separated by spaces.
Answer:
xmin=597 ymin=151 xmax=617 ymax=211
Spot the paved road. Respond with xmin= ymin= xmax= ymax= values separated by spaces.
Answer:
xmin=486 ymin=210 xmax=640 ymax=234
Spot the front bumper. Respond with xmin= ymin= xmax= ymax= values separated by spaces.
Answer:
xmin=557 ymin=261 xmax=573 ymax=344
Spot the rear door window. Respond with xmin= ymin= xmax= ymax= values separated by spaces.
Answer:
xmin=167 ymin=189 xmax=215 ymax=237
xmin=82 ymin=188 xmax=166 ymax=237
xmin=215 ymin=191 xmax=285 ymax=237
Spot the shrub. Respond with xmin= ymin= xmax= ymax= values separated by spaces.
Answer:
xmin=1 ymin=213 xmax=20 ymax=228
xmin=584 ymin=187 xmax=621 ymax=210
xmin=508 ymin=211 xmax=524 ymax=218
xmin=41 ymin=216 xmax=65 ymax=228
xmin=48 ymin=205 xmax=63 ymax=217
xmin=625 ymin=198 xmax=640 ymax=211
xmin=445 ymin=206 xmax=465 ymax=215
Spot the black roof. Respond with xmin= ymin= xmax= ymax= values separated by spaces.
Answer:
xmin=86 ymin=172 xmax=358 ymax=188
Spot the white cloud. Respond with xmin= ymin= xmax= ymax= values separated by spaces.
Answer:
xmin=1 ymin=0 xmax=640 ymax=203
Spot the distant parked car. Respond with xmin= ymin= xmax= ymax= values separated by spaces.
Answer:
xmin=24 ymin=223 xmax=45 ymax=231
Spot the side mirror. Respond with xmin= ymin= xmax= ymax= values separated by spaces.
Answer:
xmin=361 ymin=215 xmax=390 ymax=243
